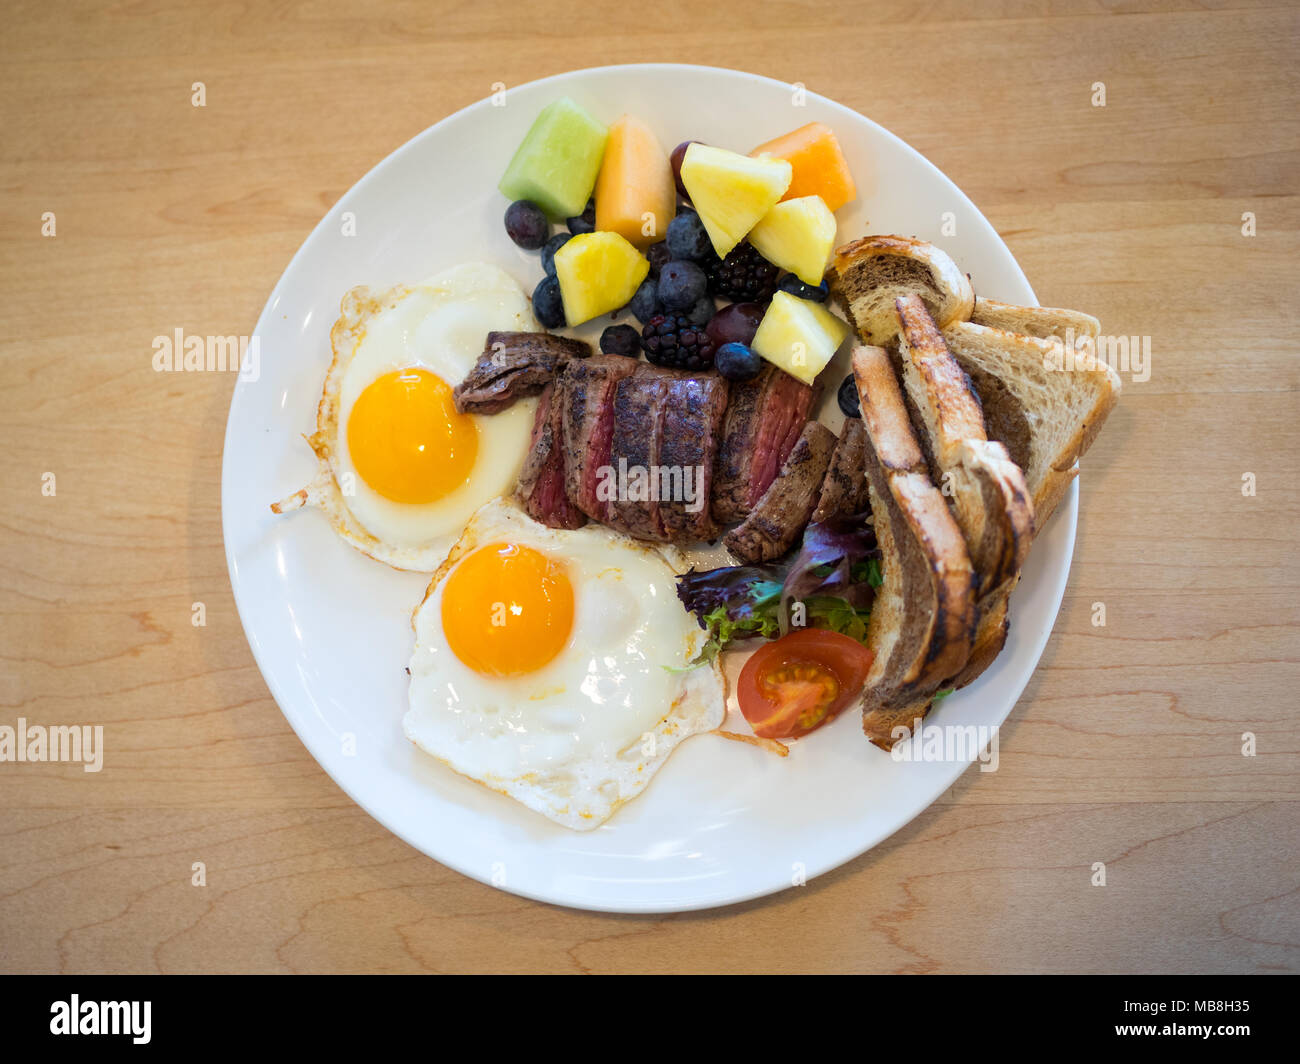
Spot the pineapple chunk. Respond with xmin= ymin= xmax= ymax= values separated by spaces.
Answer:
xmin=679 ymin=144 xmax=791 ymax=259
xmin=752 ymin=291 xmax=850 ymax=385
xmin=747 ymin=196 xmax=837 ymax=286
xmin=553 ymin=231 xmax=650 ymax=325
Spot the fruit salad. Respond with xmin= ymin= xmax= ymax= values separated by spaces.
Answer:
xmin=497 ymin=101 xmax=858 ymax=382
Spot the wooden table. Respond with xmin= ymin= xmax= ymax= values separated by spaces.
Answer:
xmin=2 ymin=0 xmax=1296 ymax=975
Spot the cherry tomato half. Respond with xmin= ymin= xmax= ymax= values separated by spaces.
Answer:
xmin=737 ymin=629 xmax=874 ymax=740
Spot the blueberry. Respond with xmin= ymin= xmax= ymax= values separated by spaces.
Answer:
xmin=629 ymin=278 xmax=660 ymax=324
xmin=532 ymin=276 xmax=565 ymax=329
xmin=715 ymin=342 xmax=763 ymax=382
xmin=541 ymin=233 xmax=570 ymax=278
xmin=566 ymin=199 xmax=596 ymax=235
xmin=645 ymin=241 xmax=671 ymax=277
xmin=666 ymin=212 xmax=712 ymax=262
xmin=686 ymin=295 xmax=715 ymax=328
xmin=777 ymin=275 xmax=830 ymax=302
xmin=837 ymin=375 xmax=861 ymax=418
xmin=599 ymin=324 xmax=642 ymax=359
xmin=657 ymin=260 xmax=707 ymax=312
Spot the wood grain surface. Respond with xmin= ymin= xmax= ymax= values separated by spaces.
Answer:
xmin=1 ymin=0 xmax=1297 ymax=974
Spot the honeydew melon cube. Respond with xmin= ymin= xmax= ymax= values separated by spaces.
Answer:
xmin=499 ymin=98 xmax=608 ymax=221
xmin=752 ymin=291 xmax=850 ymax=385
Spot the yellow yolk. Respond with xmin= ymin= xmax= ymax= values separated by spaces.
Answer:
xmin=441 ymin=542 xmax=575 ymax=677
xmin=347 ymin=368 xmax=478 ymax=504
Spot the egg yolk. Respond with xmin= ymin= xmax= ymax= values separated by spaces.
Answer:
xmin=441 ymin=542 xmax=575 ymax=677
xmin=347 ymin=368 xmax=478 ymax=504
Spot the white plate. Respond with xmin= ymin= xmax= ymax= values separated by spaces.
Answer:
xmin=222 ymin=64 xmax=1074 ymax=913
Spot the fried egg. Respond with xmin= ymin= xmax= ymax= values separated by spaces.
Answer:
xmin=404 ymin=497 xmax=726 ymax=831
xmin=272 ymin=263 xmax=538 ymax=570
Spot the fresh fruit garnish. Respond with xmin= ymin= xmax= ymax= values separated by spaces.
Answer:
xmin=640 ymin=313 xmax=716 ymax=371
xmin=737 ymin=628 xmax=873 ymax=739
xmin=645 ymin=241 xmax=672 ymax=276
xmin=686 ymin=295 xmax=715 ymax=328
xmin=679 ymin=143 xmax=791 ymax=259
xmin=837 ymin=374 xmax=861 ymax=418
xmin=665 ymin=211 xmax=713 ymax=262
xmin=777 ymin=274 xmax=829 ymax=302
xmin=566 ymin=199 xmax=596 ymax=234
xmin=657 ymin=260 xmax=708 ymax=311
xmin=504 ymin=200 xmax=549 ymax=250
xmin=599 ymin=323 xmax=642 ymax=358
xmin=747 ymin=195 xmax=837 ymax=286
xmin=593 ymin=115 xmax=676 ymax=248
xmin=540 ymin=232 xmax=571 ymax=278
xmin=629 ymin=277 xmax=660 ymax=323
xmin=750 ymin=122 xmax=857 ymax=213
xmin=751 ymin=290 xmax=850 ymax=384
xmin=532 ymin=276 xmax=566 ymax=329
xmin=706 ymin=242 xmax=780 ymax=302
xmin=552 ymin=231 xmax=650 ymax=325
xmin=714 ymin=341 xmax=763 ymax=382
xmin=705 ymin=302 xmax=765 ymax=349
xmin=498 ymin=97 xmax=608 ymax=221
xmin=669 ymin=140 xmax=699 ymax=200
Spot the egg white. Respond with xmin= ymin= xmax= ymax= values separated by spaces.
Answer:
xmin=403 ymin=497 xmax=726 ymax=831
xmin=272 ymin=263 xmax=539 ymax=571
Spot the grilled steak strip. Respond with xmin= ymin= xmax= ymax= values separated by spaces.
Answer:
xmin=516 ymin=382 xmax=586 ymax=529
xmin=453 ymin=331 xmax=591 ymax=414
xmin=711 ymin=365 xmax=816 ymax=525
xmin=723 ymin=421 xmax=838 ymax=563
xmin=607 ymin=371 xmax=671 ymax=540
xmin=811 ymin=417 xmax=871 ymax=523
xmin=560 ymin=354 xmax=638 ymax=523
xmin=658 ymin=373 xmax=729 ymax=542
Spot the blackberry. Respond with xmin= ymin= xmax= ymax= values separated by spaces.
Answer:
xmin=706 ymin=242 xmax=780 ymax=302
xmin=640 ymin=314 xmax=717 ymax=371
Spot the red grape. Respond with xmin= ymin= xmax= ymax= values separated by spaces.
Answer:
xmin=706 ymin=302 xmax=765 ymax=349
xmin=670 ymin=141 xmax=701 ymax=201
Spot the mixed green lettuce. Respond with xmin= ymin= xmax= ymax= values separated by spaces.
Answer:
xmin=676 ymin=519 xmax=883 ymax=664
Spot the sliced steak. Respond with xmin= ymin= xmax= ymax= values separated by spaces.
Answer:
xmin=560 ymin=354 xmax=638 ymax=523
xmin=723 ymin=421 xmax=838 ymax=563
xmin=711 ymin=365 xmax=816 ymax=525
xmin=516 ymin=382 xmax=586 ymax=529
xmin=606 ymin=370 xmax=671 ymax=540
xmin=811 ymin=417 xmax=871 ymax=523
xmin=658 ymin=373 xmax=729 ymax=542
xmin=453 ymin=331 xmax=590 ymax=414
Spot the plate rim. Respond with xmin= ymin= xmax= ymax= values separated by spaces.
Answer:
xmin=221 ymin=62 xmax=1076 ymax=914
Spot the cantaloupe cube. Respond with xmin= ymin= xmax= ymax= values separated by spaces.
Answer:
xmin=499 ymin=97 xmax=608 ymax=221
xmin=750 ymin=122 xmax=857 ymax=213
xmin=594 ymin=115 xmax=676 ymax=248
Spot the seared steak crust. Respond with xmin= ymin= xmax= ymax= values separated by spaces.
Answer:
xmin=453 ymin=331 xmax=590 ymax=414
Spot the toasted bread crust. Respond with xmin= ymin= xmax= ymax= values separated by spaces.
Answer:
xmin=851 ymin=345 xmax=975 ymax=747
xmin=831 ymin=235 xmax=974 ymax=347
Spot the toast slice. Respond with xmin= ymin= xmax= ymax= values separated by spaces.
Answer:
xmin=893 ymin=296 xmax=1035 ymax=689
xmin=942 ymin=321 xmax=1122 ymax=527
xmin=831 ymin=235 xmax=974 ymax=347
xmin=970 ymin=297 xmax=1100 ymax=344
xmin=851 ymin=344 xmax=976 ymax=749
